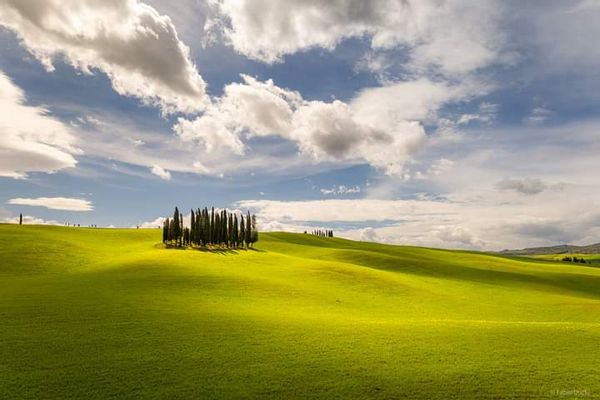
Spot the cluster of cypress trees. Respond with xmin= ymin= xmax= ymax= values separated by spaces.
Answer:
xmin=311 ymin=229 xmax=334 ymax=238
xmin=162 ymin=206 xmax=258 ymax=248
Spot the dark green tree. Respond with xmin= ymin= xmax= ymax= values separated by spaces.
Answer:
xmin=250 ymin=214 xmax=258 ymax=246
xmin=190 ymin=209 xmax=195 ymax=246
xmin=245 ymin=211 xmax=252 ymax=248
xmin=162 ymin=218 xmax=169 ymax=243
xmin=233 ymin=214 xmax=239 ymax=247
xmin=172 ymin=207 xmax=181 ymax=246
xmin=240 ymin=215 xmax=245 ymax=248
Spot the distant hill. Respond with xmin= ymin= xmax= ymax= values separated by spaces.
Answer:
xmin=500 ymin=242 xmax=600 ymax=255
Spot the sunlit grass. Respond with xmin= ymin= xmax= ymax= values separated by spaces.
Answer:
xmin=1 ymin=225 xmax=599 ymax=399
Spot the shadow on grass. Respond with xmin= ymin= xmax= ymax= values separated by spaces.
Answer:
xmin=155 ymin=243 xmax=265 ymax=255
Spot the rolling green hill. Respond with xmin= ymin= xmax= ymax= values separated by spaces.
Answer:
xmin=1 ymin=224 xmax=599 ymax=399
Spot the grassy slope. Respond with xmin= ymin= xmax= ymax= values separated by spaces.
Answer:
xmin=1 ymin=225 xmax=599 ymax=399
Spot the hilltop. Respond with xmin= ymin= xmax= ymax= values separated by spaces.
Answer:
xmin=1 ymin=224 xmax=599 ymax=399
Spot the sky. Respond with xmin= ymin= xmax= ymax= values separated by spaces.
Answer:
xmin=1 ymin=0 xmax=600 ymax=251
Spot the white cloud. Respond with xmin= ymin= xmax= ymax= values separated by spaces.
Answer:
xmin=291 ymin=100 xmax=424 ymax=174
xmin=150 ymin=164 xmax=171 ymax=180
xmin=237 ymin=174 xmax=600 ymax=250
xmin=351 ymin=79 xmax=465 ymax=123
xmin=0 ymin=0 xmax=208 ymax=114
xmin=174 ymin=110 xmax=245 ymax=155
xmin=7 ymin=197 xmax=93 ymax=211
xmin=0 ymin=71 xmax=79 ymax=178
xmin=138 ymin=216 xmax=165 ymax=229
xmin=457 ymin=102 xmax=498 ymax=125
xmin=208 ymin=0 xmax=505 ymax=75
xmin=413 ymin=158 xmax=455 ymax=180
xmin=173 ymin=75 xmax=476 ymax=175
xmin=524 ymin=107 xmax=552 ymax=125
xmin=320 ymin=185 xmax=361 ymax=196
xmin=496 ymin=178 xmax=548 ymax=195
xmin=192 ymin=161 xmax=211 ymax=174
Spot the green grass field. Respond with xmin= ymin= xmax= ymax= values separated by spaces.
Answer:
xmin=1 ymin=224 xmax=599 ymax=399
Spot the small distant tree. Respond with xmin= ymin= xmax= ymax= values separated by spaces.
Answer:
xmin=19 ymin=213 xmax=23 ymax=225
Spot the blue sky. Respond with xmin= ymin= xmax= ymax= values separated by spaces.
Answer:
xmin=1 ymin=0 xmax=600 ymax=250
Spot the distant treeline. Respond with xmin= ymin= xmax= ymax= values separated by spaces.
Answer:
xmin=163 ymin=207 xmax=257 ymax=248
xmin=305 ymin=229 xmax=334 ymax=238
xmin=561 ymin=256 xmax=589 ymax=264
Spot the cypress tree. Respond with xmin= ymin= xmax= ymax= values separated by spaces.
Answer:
xmin=228 ymin=213 xmax=234 ymax=248
xmin=250 ymin=214 xmax=258 ymax=246
xmin=245 ymin=211 xmax=252 ymax=248
xmin=162 ymin=218 xmax=169 ymax=243
xmin=183 ymin=227 xmax=189 ymax=246
xmin=203 ymin=208 xmax=209 ymax=245
xmin=222 ymin=210 xmax=228 ymax=246
xmin=173 ymin=207 xmax=181 ymax=246
xmin=233 ymin=214 xmax=239 ymax=247
xmin=179 ymin=212 xmax=183 ymax=246
xmin=190 ymin=209 xmax=195 ymax=246
xmin=240 ymin=215 xmax=245 ymax=248
xmin=215 ymin=212 xmax=221 ymax=246
xmin=169 ymin=218 xmax=176 ymax=243
xmin=210 ymin=207 xmax=215 ymax=244
xmin=194 ymin=208 xmax=202 ymax=246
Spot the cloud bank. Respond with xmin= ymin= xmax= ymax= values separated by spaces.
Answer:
xmin=208 ymin=0 xmax=505 ymax=75
xmin=174 ymin=75 xmax=475 ymax=175
xmin=0 ymin=0 xmax=208 ymax=114
xmin=0 ymin=72 xmax=79 ymax=178
xmin=7 ymin=197 xmax=93 ymax=211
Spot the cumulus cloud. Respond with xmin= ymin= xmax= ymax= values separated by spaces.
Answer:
xmin=7 ymin=197 xmax=93 ymax=211
xmin=496 ymin=178 xmax=548 ymax=195
xmin=174 ymin=75 xmax=299 ymax=155
xmin=174 ymin=75 xmax=474 ymax=175
xmin=208 ymin=0 xmax=505 ymax=75
xmin=174 ymin=109 xmax=245 ymax=155
xmin=150 ymin=164 xmax=172 ymax=180
xmin=0 ymin=0 xmax=208 ymax=114
xmin=0 ymin=72 xmax=79 ymax=178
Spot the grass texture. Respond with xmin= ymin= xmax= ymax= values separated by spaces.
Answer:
xmin=1 ymin=224 xmax=599 ymax=399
